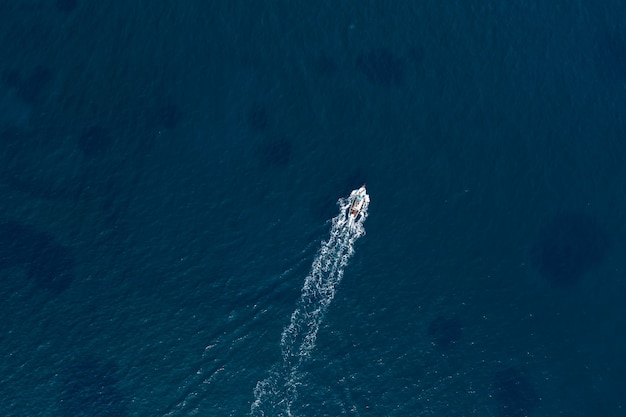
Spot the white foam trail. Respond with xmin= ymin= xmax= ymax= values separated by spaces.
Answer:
xmin=251 ymin=190 xmax=369 ymax=417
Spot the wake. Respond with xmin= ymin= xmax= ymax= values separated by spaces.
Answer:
xmin=251 ymin=190 xmax=369 ymax=417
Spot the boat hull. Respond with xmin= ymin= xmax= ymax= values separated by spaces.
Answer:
xmin=346 ymin=185 xmax=369 ymax=226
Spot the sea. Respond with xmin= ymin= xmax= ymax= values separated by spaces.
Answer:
xmin=0 ymin=1 xmax=625 ymax=416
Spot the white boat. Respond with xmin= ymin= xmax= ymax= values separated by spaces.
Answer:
xmin=347 ymin=185 xmax=370 ymax=225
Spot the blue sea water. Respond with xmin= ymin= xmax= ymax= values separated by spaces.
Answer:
xmin=1 ymin=1 xmax=625 ymax=416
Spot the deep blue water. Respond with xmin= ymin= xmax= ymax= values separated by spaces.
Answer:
xmin=1 ymin=1 xmax=625 ymax=416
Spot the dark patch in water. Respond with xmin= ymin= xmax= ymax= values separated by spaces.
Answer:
xmin=0 ymin=221 xmax=74 ymax=293
xmin=493 ymin=367 xmax=539 ymax=417
xmin=428 ymin=316 xmax=462 ymax=349
xmin=0 ymin=126 xmax=26 ymax=151
xmin=7 ymin=171 xmax=83 ymax=200
xmin=356 ymin=48 xmax=405 ymax=85
xmin=60 ymin=357 xmax=129 ymax=417
xmin=596 ymin=29 xmax=626 ymax=80
xmin=29 ymin=241 xmax=75 ymax=293
xmin=1 ymin=69 xmax=21 ymax=89
xmin=408 ymin=46 xmax=424 ymax=65
xmin=246 ymin=103 xmax=269 ymax=132
xmin=313 ymin=53 xmax=338 ymax=76
xmin=155 ymin=103 xmax=182 ymax=130
xmin=56 ymin=0 xmax=78 ymax=12
xmin=2 ymin=66 xmax=54 ymax=104
xmin=78 ymin=126 xmax=113 ymax=157
xmin=532 ymin=212 xmax=609 ymax=287
xmin=20 ymin=66 xmax=53 ymax=103
xmin=256 ymin=136 xmax=292 ymax=168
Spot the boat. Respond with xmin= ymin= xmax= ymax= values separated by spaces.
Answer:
xmin=347 ymin=185 xmax=370 ymax=225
